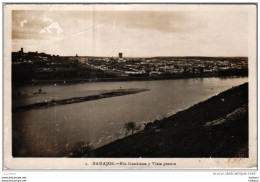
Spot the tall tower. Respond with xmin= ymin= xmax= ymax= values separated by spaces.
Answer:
xmin=119 ymin=52 xmax=123 ymax=58
xmin=20 ymin=48 xmax=24 ymax=53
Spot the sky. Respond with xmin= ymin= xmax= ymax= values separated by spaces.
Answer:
xmin=12 ymin=10 xmax=248 ymax=57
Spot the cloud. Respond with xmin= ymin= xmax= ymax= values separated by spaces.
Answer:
xmin=39 ymin=22 xmax=63 ymax=34
xmin=12 ymin=10 xmax=248 ymax=57
xmin=38 ymin=14 xmax=63 ymax=35
xmin=92 ymin=11 xmax=190 ymax=33
xmin=41 ymin=15 xmax=53 ymax=22
xmin=20 ymin=19 xmax=28 ymax=27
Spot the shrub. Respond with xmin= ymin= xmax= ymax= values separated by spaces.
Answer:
xmin=69 ymin=141 xmax=92 ymax=157
xmin=124 ymin=121 xmax=141 ymax=136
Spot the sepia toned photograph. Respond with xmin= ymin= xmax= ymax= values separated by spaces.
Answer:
xmin=4 ymin=4 xmax=257 ymax=169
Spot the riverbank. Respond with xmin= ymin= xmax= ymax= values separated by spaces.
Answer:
xmin=13 ymin=88 xmax=149 ymax=112
xmin=12 ymin=75 xmax=247 ymax=86
xmin=86 ymin=83 xmax=248 ymax=158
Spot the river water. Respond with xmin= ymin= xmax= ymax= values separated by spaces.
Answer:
xmin=12 ymin=77 xmax=248 ymax=157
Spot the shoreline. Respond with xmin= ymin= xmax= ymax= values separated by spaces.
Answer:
xmin=13 ymin=88 xmax=149 ymax=112
xmin=81 ymin=83 xmax=248 ymax=158
xmin=12 ymin=75 xmax=248 ymax=86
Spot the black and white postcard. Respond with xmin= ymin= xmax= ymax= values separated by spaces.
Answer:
xmin=3 ymin=3 xmax=257 ymax=169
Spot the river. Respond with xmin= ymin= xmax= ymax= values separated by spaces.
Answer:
xmin=12 ymin=77 xmax=248 ymax=157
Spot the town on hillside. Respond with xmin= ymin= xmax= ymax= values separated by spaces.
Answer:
xmin=12 ymin=48 xmax=248 ymax=83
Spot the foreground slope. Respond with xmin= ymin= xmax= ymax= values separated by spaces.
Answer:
xmin=87 ymin=83 xmax=248 ymax=158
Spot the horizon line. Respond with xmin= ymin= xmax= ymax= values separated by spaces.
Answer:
xmin=12 ymin=51 xmax=248 ymax=59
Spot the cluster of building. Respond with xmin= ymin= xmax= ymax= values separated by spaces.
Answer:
xmin=12 ymin=48 xmax=81 ymax=72
xmin=12 ymin=48 xmax=248 ymax=81
xmin=85 ymin=52 xmax=248 ymax=77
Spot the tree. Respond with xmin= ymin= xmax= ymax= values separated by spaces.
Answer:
xmin=70 ymin=141 xmax=92 ymax=157
xmin=124 ymin=121 xmax=141 ymax=136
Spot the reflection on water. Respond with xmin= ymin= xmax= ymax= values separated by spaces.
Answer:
xmin=12 ymin=77 xmax=248 ymax=157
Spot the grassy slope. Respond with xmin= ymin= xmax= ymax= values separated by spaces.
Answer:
xmin=89 ymin=83 xmax=248 ymax=158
